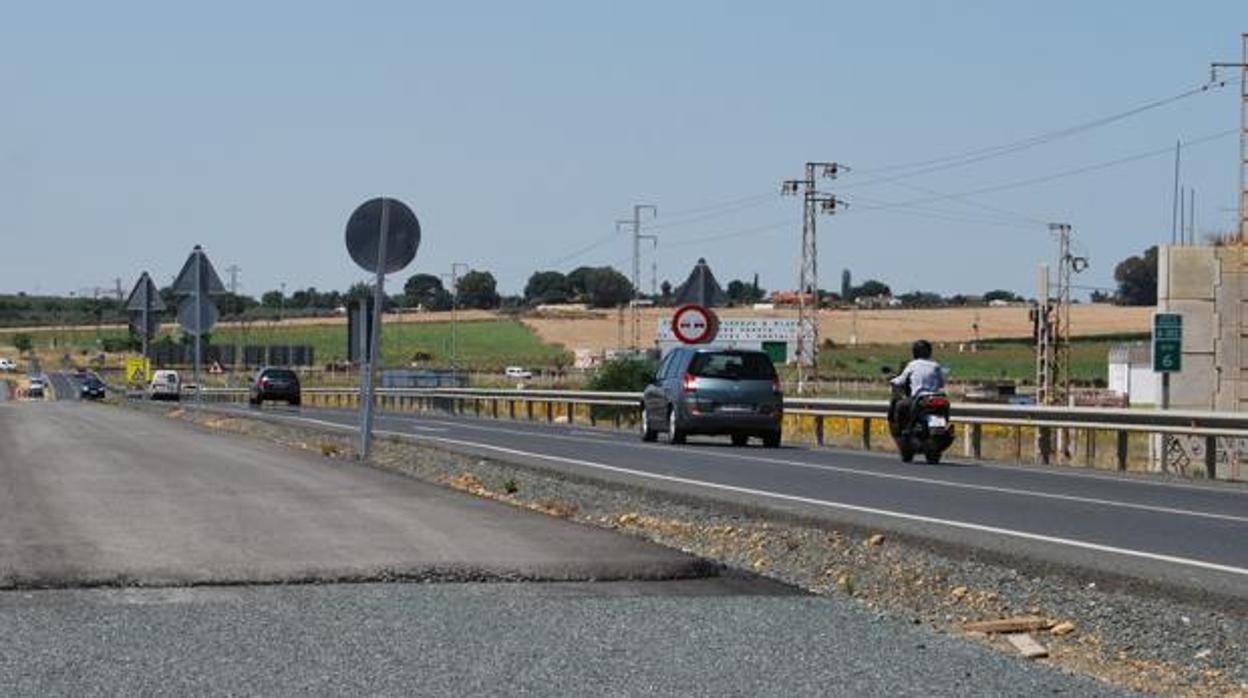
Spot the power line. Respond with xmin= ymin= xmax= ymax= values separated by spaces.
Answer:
xmin=848 ymin=78 xmax=1238 ymax=186
xmin=850 ymin=128 xmax=1238 ymax=215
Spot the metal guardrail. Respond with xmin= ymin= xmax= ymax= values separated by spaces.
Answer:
xmin=194 ymin=387 xmax=1248 ymax=479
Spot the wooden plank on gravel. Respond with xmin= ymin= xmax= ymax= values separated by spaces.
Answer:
xmin=1005 ymin=633 xmax=1049 ymax=659
xmin=962 ymin=616 xmax=1054 ymax=634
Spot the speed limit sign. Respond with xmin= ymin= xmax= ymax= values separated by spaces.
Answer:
xmin=671 ymin=304 xmax=718 ymax=344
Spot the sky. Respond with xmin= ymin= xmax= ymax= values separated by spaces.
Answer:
xmin=1 ymin=1 xmax=1246 ymax=300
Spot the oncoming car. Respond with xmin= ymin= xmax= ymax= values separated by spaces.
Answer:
xmin=640 ymin=348 xmax=783 ymax=448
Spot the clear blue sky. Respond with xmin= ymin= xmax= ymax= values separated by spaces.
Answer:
xmin=2 ymin=2 xmax=1245 ymax=300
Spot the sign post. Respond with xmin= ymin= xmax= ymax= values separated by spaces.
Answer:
xmin=1152 ymin=312 xmax=1183 ymax=471
xmin=172 ymin=246 xmax=226 ymax=406
xmin=1152 ymin=312 xmax=1183 ymax=409
xmin=345 ymin=197 xmax=421 ymax=460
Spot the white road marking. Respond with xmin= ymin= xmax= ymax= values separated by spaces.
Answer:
xmin=366 ymin=414 xmax=1248 ymax=523
xmin=246 ymin=410 xmax=1248 ymax=578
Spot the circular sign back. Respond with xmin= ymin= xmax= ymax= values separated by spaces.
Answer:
xmin=671 ymin=304 xmax=718 ymax=344
xmin=345 ymin=197 xmax=421 ymax=274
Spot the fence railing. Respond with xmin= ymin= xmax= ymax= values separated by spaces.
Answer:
xmin=191 ymin=387 xmax=1248 ymax=481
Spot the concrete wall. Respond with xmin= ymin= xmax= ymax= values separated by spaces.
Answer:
xmin=1157 ymin=244 xmax=1247 ymax=412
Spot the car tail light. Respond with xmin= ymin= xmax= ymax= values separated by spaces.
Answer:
xmin=772 ymin=376 xmax=782 ymax=395
xmin=682 ymin=373 xmax=697 ymax=392
xmin=261 ymin=378 xmax=271 ymax=388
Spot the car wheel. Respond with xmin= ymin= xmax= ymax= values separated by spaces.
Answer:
xmin=639 ymin=405 xmax=658 ymax=442
xmin=731 ymin=434 xmax=749 ymax=447
xmin=289 ymin=397 xmax=301 ymax=407
xmin=924 ymin=450 xmax=943 ymax=465
xmin=762 ymin=431 xmax=781 ymax=449
xmin=667 ymin=407 xmax=686 ymax=445
xmin=899 ymin=444 xmax=915 ymax=463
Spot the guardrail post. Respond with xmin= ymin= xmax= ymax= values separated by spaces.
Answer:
xmin=545 ymin=401 xmax=553 ymax=423
xmin=589 ymin=407 xmax=597 ymax=427
xmin=967 ymin=423 xmax=982 ymax=460
xmin=1013 ymin=426 xmax=1022 ymax=462
xmin=491 ymin=399 xmax=499 ymax=419
xmin=814 ymin=416 xmax=825 ymax=447
xmin=861 ymin=418 xmax=871 ymax=451
xmin=1038 ymin=427 xmax=1052 ymax=465
xmin=1085 ymin=429 xmax=1096 ymax=467
xmin=526 ymin=401 xmax=533 ymax=421
xmin=474 ymin=399 xmax=481 ymax=417
xmin=1205 ymin=435 xmax=1217 ymax=479
xmin=508 ymin=400 xmax=516 ymax=420
xmin=1116 ymin=430 xmax=1128 ymax=471
xmin=566 ymin=401 xmax=575 ymax=425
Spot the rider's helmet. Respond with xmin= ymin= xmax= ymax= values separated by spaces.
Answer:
xmin=912 ymin=339 xmax=933 ymax=360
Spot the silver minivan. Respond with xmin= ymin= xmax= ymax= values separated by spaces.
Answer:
xmin=641 ymin=348 xmax=783 ymax=447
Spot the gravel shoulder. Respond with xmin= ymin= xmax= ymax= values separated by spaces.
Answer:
xmin=138 ymin=402 xmax=1246 ymax=696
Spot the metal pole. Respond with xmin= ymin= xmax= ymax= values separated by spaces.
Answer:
xmin=194 ymin=247 xmax=202 ymax=407
xmin=1170 ymin=140 xmax=1181 ymax=245
xmin=359 ymin=199 xmax=391 ymax=460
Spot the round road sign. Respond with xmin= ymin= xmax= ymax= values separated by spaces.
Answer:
xmin=345 ymin=197 xmax=421 ymax=274
xmin=671 ymin=304 xmax=718 ymax=344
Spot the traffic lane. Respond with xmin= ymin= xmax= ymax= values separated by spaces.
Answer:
xmin=210 ymin=405 xmax=1248 ymax=597
xmin=0 ymin=403 xmax=710 ymax=588
xmin=273 ymin=404 xmax=1248 ymax=520
xmin=357 ymin=411 xmax=1248 ymax=569
xmin=0 ymin=583 xmax=1131 ymax=697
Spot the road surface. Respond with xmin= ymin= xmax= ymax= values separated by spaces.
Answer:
xmin=0 ymin=401 xmax=1129 ymax=695
xmin=209 ymin=402 xmax=1248 ymax=602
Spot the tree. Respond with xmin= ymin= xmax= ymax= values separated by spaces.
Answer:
xmin=659 ymin=280 xmax=673 ymax=302
xmin=897 ymin=291 xmax=943 ymax=307
xmin=1090 ymin=290 xmax=1112 ymax=303
xmin=583 ymin=267 xmax=634 ymax=308
xmin=524 ymin=271 xmax=572 ymax=304
xmin=13 ymin=333 xmax=32 ymax=354
xmin=217 ymin=292 xmax=259 ymax=317
xmin=983 ymin=289 xmax=1022 ymax=303
xmin=456 ymin=270 xmax=500 ymax=309
xmin=567 ymin=266 xmax=596 ymax=299
xmin=726 ymin=279 xmax=766 ymax=305
xmin=404 ymin=273 xmax=452 ymax=311
xmin=851 ymin=280 xmax=891 ymax=300
xmin=1113 ymin=246 xmax=1158 ymax=306
xmin=261 ymin=290 xmax=284 ymax=309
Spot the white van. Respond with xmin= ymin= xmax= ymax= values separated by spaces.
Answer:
xmin=504 ymin=366 xmax=533 ymax=379
xmin=149 ymin=370 xmax=181 ymax=401
xmin=0 ymin=358 xmax=16 ymax=372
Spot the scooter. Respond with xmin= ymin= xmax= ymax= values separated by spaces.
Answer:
xmin=887 ymin=381 xmax=955 ymax=464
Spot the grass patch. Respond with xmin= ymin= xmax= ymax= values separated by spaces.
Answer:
xmin=0 ymin=319 xmax=570 ymax=371
xmin=818 ymin=340 xmax=1118 ymax=383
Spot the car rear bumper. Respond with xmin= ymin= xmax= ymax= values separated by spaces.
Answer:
xmin=680 ymin=411 xmax=781 ymax=435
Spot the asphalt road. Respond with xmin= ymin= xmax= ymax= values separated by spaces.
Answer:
xmin=212 ymin=402 xmax=1248 ymax=601
xmin=43 ymin=372 xmax=78 ymax=401
xmin=0 ymin=402 xmax=708 ymax=588
xmin=0 ymin=401 xmax=1130 ymax=695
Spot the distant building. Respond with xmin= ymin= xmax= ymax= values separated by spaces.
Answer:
xmin=1107 ymin=344 xmax=1158 ymax=406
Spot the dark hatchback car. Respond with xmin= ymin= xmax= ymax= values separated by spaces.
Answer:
xmin=249 ymin=367 xmax=301 ymax=406
xmin=641 ymin=348 xmax=783 ymax=447
xmin=80 ymin=375 xmax=107 ymax=400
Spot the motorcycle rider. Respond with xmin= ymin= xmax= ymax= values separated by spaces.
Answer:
xmin=889 ymin=339 xmax=947 ymax=431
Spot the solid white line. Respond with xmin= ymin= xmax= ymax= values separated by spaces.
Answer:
xmin=387 ymin=411 xmax=1247 ymax=496
xmin=253 ymin=410 xmax=1248 ymax=578
xmin=370 ymin=414 xmax=1248 ymax=523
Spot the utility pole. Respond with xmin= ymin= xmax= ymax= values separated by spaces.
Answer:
xmin=782 ymin=162 xmax=842 ymax=394
xmin=450 ymin=263 xmax=469 ymax=369
xmin=1212 ymin=33 xmax=1248 ymax=242
xmin=225 ymin=265 xmax=241 ymax=295
xmin=618 ymin=205 xmax=657 ymax=350
xmin=278 ymin=282 xmax=286 ymax=323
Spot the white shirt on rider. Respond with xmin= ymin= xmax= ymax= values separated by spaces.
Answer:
xmin=891 ymin=358 xmax=947 ymax=397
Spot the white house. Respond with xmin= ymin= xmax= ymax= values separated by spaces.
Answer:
xmin=1108 ymin=344 xmax=1159 ymax=406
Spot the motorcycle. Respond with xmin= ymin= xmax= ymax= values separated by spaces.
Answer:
xmin=887 ymin=379 xmax=955 ymax=464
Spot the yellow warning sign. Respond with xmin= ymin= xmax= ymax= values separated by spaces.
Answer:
xmin=125 ymin=357 xmax=151 ymax=384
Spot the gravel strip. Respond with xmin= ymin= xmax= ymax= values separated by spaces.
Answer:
xmin=136 ymin=402 xmax=1247 ymax=696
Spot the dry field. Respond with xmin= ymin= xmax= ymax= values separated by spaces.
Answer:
xmin=522 ymin=304 xmax=1153 ymax=353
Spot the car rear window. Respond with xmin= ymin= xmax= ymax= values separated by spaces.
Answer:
xmin=687 ymin=352 xmax=777 ymax=380
xmin=264 ymin=369 xmax=297 ymax=381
